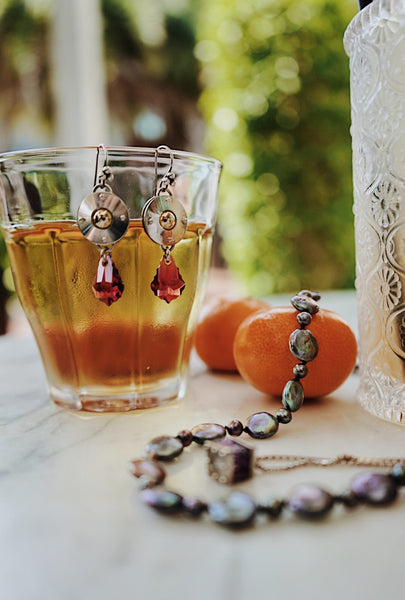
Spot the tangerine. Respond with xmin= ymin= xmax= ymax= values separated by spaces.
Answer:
xmin=195 ymin=297 xmax=269 ymax=371
xmin=233 ymin=306 xmax=357 ymax=398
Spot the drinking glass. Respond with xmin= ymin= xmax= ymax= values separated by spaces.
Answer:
xmin=345 ymin=0 xmax=405 ymax=424
xmin=0 ymin=146 xmax=221 ymax=412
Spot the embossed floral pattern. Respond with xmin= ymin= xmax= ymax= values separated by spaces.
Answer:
xmin=370 ymin=181 xmax=401 ymax=228
xmin=345 ymin=1 xmax=405 ymax=423
xmin=373 ymin=265 xmax=401 ymax=310
xmin=366 ymin=89 xmax=402 ymax=143
xmin=352 ymin=48 xmax=374 ymax=105
xmin=366 ymin=13 xmax=401 ymax=46
xmin=399 ymin=314 xmax=405 ymax=353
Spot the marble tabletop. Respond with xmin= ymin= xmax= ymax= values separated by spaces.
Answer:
xmin=1 ymin=291 xmax=404 ymax=600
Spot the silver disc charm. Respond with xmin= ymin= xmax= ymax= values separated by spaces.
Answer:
xmin=142 ymin=194 xmax=187 ymax=246
xmin=77 ymin=190 xmax=129 ymax=245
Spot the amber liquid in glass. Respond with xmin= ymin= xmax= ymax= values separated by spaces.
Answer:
xmin=4 ymin=220 xmax=212 ymax=411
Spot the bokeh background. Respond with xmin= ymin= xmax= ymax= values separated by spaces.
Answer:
xmin=0 ymin=0 xmax=357 ymax=333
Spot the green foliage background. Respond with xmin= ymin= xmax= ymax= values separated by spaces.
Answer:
xmin=0 ymin=0 xmax=359 ymax=331
xmin=198 ymin=0 xmax=357 ymax=295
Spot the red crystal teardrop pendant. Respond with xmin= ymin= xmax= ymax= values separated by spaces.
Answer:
xmin=92 ymin=254 xmax=124 ymax=306
xmin=151 ymin=255 xmax=185 ymax=303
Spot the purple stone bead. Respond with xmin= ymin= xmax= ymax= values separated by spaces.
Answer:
xmin=288 ymin=484 xmax=334 ymax=519
xmin=140 ymin=487 xmax=183 ymax=513
xmin=208 ymin=492 xmax=257 ymax=527
xmin=351 ymin=472 xmax=398 ymax=505
xmin=206 ymin=439 xmax=253 ymax=484
xmin=244 ymin=412 xmax=279 ymax=439
xmin=191 ymin=423 xmax=226 ymax=445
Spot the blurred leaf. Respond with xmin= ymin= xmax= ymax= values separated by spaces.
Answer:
xmin=198 ymin=0 xmax=357 ymax=295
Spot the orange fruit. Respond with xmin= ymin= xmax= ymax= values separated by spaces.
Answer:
xmin=233 ymin=306 xmax=357 ymax=398
xmin=195 ymin=297 xmax=270 ymax=371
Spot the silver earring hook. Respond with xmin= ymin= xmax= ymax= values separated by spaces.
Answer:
xmin=154 ymin=145 xmax=175 ymax=195
xmin=93 ymin=144 xmax=110 ymax=189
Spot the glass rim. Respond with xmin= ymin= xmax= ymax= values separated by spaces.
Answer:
xmin=0 ymin=145 xmax=223 ymax=171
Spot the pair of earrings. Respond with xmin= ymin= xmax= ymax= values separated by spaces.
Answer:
xmin=77 ymin=145 xmax=187 ymax=306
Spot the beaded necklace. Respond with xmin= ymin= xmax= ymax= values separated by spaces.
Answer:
xmin=128 ymin=290 xmax=405 ymax=528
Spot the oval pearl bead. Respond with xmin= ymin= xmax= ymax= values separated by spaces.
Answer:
xmin=140 ymin=488 xmax=183 ymax=512
xmin=244 ymin=412 xmax=279 ymax=439
xmin=282 ymin=380 xmax=304 ymax=412
xmin=289 ymin=329 xmax=318 ymax=362
xmin=291 ymin=295 xmax=319 ymax=314
xmin=191 ymin=423 xmax=226 ymax=445
xmin=144 ymin=435 xmax=183 ymax=461
xmin=351 ymin=473 xmax=398 ymax=505
xmin=208 ymin=492 xmax=257 ymax=527
xmin=288 ymin=484 xmax=334 ymax=519
xmin=128 ymin=459 xmax=166 ymax=486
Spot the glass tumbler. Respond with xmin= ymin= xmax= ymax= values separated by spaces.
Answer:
xmin=344 ymin=0 xmax=405 ymax=424
xmin=0 ymin=146 xmax=221 ymax=412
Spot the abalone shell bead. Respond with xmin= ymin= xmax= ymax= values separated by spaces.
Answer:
xmin=244 ymin=412 xmax=279 ymax=439
xmin=391 ymin=462 xmax=405 ymax=486
xmin=208 ymin=492 xmax=257 ymax=527
xmin=128 ymin=459 xmax=166 ymax=486
xmin=298 ymin=290 xmax=321 ymax=302
xmin=191 ymin=423 xmax=226 ymax=445
xmin=226 ymin=419 xmax=244 ymax=436
xmin=176 ymin=429 xmax=193 ymax=447
xmin=140 ymin=488 xmax=183 ymax=513
xmin=282 ymin=380 xmax=304 ymax=412
xmin=289 ymin=329 xmax=318 ymax=362
xmin=291 ymin=295 xmax=319 ymax=314
xmin=288 ymin=484 xmax=335 ymax=519
xmin=144 ymin=435 xmax=184 ymax=461
xmin=276 ymin=408 xmax=292 ymax=424
xmin=351 ymin=472 xmax=398 ymax=505
xmin=297 ymin=312 xmax=312 ymax=327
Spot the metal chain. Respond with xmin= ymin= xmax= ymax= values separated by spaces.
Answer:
xmin=254 ymin=454 xmax=405 ymax=473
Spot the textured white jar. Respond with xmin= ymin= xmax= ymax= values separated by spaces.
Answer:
xmin=344 ymin=0 xmax=405 ymax=424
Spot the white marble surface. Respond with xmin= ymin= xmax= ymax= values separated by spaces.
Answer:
xmin=1 ymin=292 xmax=405 ymax=600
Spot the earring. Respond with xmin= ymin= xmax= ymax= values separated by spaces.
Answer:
xmin=142 ymin=145 xmax=188 ymax=303
xmin=77 ymin=145 xmax=129 ymax=306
